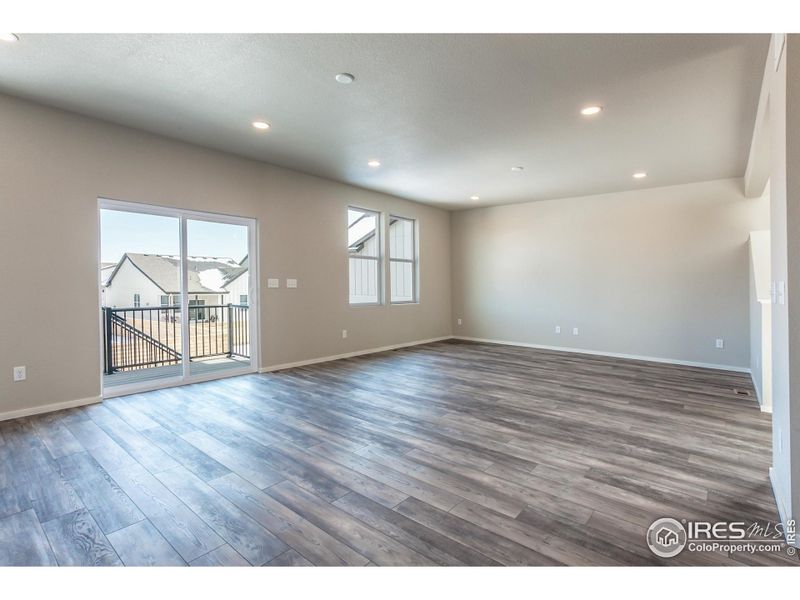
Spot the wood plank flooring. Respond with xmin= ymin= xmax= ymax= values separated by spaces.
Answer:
xmin=0 ymin=340 xmax=795 ymax=566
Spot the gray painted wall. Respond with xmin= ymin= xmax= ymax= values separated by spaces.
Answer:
xmin=0 ymin=94 xmax=452 ymax=416
xmin=451 ymin=178 xmax=768 ymax=368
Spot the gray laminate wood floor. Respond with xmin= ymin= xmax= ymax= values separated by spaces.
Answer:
xmin=0 ymin=340 xmax=795 ymax=566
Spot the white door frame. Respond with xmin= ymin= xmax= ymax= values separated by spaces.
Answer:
xmin=97 ymin=197 xmax=260 ymax=398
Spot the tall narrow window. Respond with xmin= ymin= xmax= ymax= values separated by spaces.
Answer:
xmin=389 ymin=216 xmax=417 ymax=303
xmin=133 ymin=293 xmax=141 ymax=308
xmin=348 ymin=207 xmax=381 ymax=304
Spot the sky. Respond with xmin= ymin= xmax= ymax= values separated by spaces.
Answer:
xmin=100 ymin=209 xmax=248 ymax=264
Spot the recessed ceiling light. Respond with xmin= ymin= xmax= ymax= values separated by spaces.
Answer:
xmin=580 ymin=105 xmax=603 ymax=116
xmin=335 ymin=73 xmax=355 ymax=84
xmin=511 ymin=166 xmax=524 ymax=172
xmin=633 ymin=172 xmax=647 ymax=179
xmin=367 ymin=160 xmax=381 ymax=168
xmin=470 ymin=195 xmax=480 ymax=201
xmin=251 ymin=121 xmax=270 ymax=130
xmin=0 ymin=33 xmax=19 ymax=43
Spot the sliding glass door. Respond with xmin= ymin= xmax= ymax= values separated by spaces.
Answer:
xmin=99 ymin=200 xmax=258 ymax=396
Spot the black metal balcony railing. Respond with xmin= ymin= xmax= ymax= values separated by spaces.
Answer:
xmin=102 ymin=304 xmax=250 ymax=374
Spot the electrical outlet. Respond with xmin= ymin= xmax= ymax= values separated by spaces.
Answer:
xmin=13 ymin=366 xmax=26 ymax=382
xmin=342 ymin=329 xmax=348 ymax=339
xmin=715 ymin=338 xmax=724 ymax=349
xmin=572 ymin=327 xmax=579 ymax=336
xmin=555 ymin=325 xmax=561 ymax=334
xmin=457 ymin=318 xmax=462 ymax=326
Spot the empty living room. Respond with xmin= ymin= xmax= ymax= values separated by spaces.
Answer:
xmin=2 ymin=1 xmax=800 ymax=594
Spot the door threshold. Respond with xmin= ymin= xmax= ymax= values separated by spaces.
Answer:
xmin=102 ymin=366 xmax=257 ymax=399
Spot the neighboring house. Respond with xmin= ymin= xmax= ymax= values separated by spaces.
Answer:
xmin=223 ymin=255 xmax=250 ymax=306
xmin=100 ymin=262 xmax=117 ymax=285
xmin=103 ymin=253 xmax=249 ymax=317
xmin=99 ymin=261 xmax=117 ymax=306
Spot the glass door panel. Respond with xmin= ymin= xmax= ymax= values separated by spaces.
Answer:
xmin=186 ymin=219 xmax=252 ymax=377
xmin=100 ymin=209 xmax=184 ymax=390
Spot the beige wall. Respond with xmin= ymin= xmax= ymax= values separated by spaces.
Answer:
xmin=451 ymin=178 xmax=769 ymax=368
xmin=0 ymin=94 xmax=452 ymax=415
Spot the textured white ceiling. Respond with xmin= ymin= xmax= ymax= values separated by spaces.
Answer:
xmin=0 ymin=34 xmax=769 ymax=209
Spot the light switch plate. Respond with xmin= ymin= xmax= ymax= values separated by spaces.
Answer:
xmin=715 ymin=338 xmax=724 ymax=349
xmin=286 ymin=278 xmax=298 ymax=288
xmin=13 ymin=366 xmax=26 ymax=382
xmin=267 ymin=278 xmax=279 ymax=288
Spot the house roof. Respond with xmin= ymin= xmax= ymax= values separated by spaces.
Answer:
xmin=100 ymin=263 xmax=117 ymax=286
xmin=222 ymin=255 xmax=249 ymax=288
xmin=348 ymin=216 xmax=399 ymax=253
xmin=106 ymin=253 xmax=247 ymax=294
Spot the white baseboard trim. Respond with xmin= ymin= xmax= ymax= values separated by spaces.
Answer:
xmin=259 ymin=336 xmax=454 ymax=373
xmin=769 ymin=467 xmax=797 ymax=547
xmin=0 ymin=395 xmax=102 ymax=423
xmin=452 ymin=336 xmax=752 ymax=373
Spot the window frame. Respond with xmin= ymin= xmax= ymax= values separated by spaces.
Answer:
xmin=133 ymin=293 xmax=141 ymax=308
xmin=388 ymin=215 xmax=418 ymax=304
xmin=348 ymin=205 xmax=383 ymax=306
